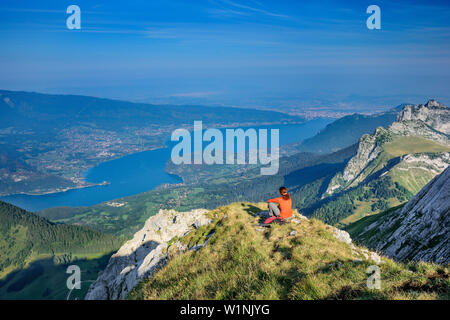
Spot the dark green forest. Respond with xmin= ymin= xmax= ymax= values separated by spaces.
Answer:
xmin=0 ymin=201 xmax=123 ymax=272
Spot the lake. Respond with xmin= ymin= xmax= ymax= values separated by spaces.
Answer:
xmin=1 ymin=118 xmax=333 ymax=212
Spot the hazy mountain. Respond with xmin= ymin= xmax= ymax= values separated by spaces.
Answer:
xmin=0 ymin=90 xmax=303 ymax=130
xmin=296 ymin=107 xmax=403 ymax=154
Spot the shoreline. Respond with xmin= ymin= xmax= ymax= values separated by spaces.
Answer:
xmin=0 ymin=120 xmax=315 ymax=200
xmin=0 ymin=181 xmax=110 ymax=197
xmin=0 ymin=146 xmax=167 ymax=198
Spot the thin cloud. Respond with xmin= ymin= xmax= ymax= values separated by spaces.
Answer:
xmin=208 ymin=0 xmax=289 ymax=19
xmin=0 ymin=7 xmax=108 ymax=14
xmin=0 ymin=7 xmax=65 ymax=13
xmin=170 ymin=91 xmax=220 ymax=98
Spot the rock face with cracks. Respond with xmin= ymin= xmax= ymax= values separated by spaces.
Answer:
xmin=85 ymin=208 xmax=211 ymax=300
xmin=352 ymin=166 xmax=450 ymax=264
xmin=396 ymin=99 xmax=450 ymax=135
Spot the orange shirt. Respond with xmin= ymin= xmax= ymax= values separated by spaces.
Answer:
xmin=268 ymin=196 xmax=293 ymax=219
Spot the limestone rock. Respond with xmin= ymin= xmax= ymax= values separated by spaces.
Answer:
xmin=354 ymin=166 xmax=450 ymax=264
xmin=332 ymin=228 xmax=352 ymax=245
xmin=396 ymin=100 xmax=450 ymax=134
xmin=331 ymin=227 xmax=381 ymax=264
xmin=85 ymin=208 xmax=210 ymax=300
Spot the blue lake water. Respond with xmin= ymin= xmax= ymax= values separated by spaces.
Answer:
xmin=1 ymin=118 xmax=333 ymax=212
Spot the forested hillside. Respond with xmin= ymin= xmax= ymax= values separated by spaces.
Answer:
xmin=0 ymin=201 xmax=123 ymax=275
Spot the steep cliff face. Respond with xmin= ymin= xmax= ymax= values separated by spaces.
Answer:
xmin=325 ymin=100 xmax=450 ymax=196
xmin=349 ymin=167 xmax=450 ymax=264
xmin=325 ymin=127 xmax=389 ymax=194
xmin=85 ymin=208 xmax=211 ymax=300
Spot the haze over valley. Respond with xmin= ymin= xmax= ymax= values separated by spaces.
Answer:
xmin=1 ymin=0 xmax=449 ymax=302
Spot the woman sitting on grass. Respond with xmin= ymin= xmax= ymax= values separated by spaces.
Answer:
xmin=265 ymin=186 xmax=293 ymax=224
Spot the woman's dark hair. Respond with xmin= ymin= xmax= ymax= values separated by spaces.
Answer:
xmin=279 ymin=186 xmax=290 ymax=199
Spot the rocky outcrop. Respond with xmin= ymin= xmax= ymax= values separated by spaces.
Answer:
xmin=330 ymin=226 xmax=381 ymax=265
xmin=390 ymin=99 xmax=449 ymax=145
xmin=396 ymin=100 xmax=450 ymax=134
xmin=86 ymin=205 xmax=386 ymax=300
xmin=325 ymin=127 xmax=390 ymax=194
xmin=85 ymin=208 xmax=211 ymax=300
xmin=353 ymin=166 xmax=450 ymax=264
xmin=395 ymin=153 xmax=450 ymax=176
xmin=342 ymin=128 xmax=388 ymax=183
xmin=389 ymin=120 xmax=449 ymax=145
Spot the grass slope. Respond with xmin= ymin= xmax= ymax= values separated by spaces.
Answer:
xmin=128 ymin=203 xmax=449 ymax=300
xmin=383 ymin=136 xmax=450 ymax=157
xmin=383 ymin=136 xmax=450 ymax=194
xmin=0 ymin=201 xmax=124 ymax=299
xmin=0 ymin=254 xmax=112 ymax=300
xmin=352 ymin=135 xmax=449 ymax=193
xmin=344 ymin=205 xmax=405 ymax=240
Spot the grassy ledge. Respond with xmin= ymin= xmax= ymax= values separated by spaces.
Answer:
xmin=128 ymin=202 xmax=449 ymax=300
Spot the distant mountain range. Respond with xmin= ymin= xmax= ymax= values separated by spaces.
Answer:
xmin=296 ymin=107 xmax=401 ymax=154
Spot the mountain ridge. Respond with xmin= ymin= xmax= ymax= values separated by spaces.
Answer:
xmin=86 ymin=202 xmax=449 ymax=300
xmin=296 ymin=108 xmax=399 ymax=154
xmin=325 ymin=100 xmax=450 ymax=197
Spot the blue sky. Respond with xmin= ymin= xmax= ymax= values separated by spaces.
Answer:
xmin=1 ymin=0 xmax=450 ymax=111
